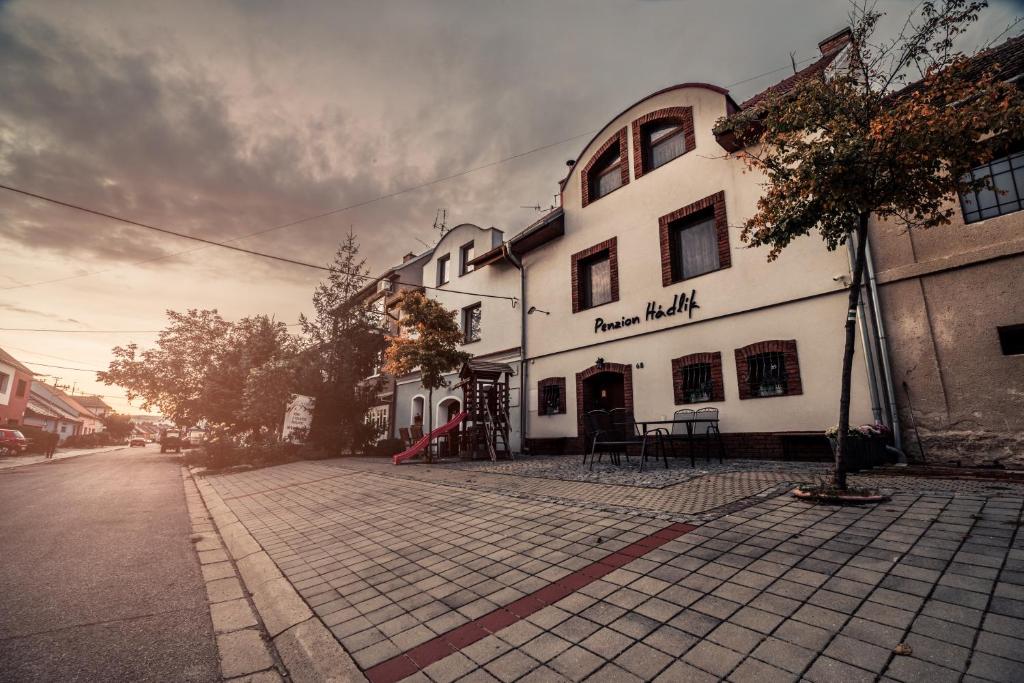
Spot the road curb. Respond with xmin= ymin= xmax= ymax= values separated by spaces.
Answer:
xmin=190 ymin=468 xmax=367 ymax=683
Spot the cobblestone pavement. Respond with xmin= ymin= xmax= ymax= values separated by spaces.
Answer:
xmin=202 ymin=457 xmax=1024 ymax=682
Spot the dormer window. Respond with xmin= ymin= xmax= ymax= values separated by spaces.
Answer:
xmin=581 ymin=128 xmax=628 ymax=207
xmin=632 ymin=107 xmax=695 ymax=178
xmin=591 ymin=148 xmax=624 ymax=199
xmin=460 ymin=241 xmax=475 ymax=275
xmin=645 ymin=121 xmax=686 ymax=170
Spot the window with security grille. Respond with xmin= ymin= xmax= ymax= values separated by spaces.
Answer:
xmin=960 ymin=146 xmax=1024 ymax=223
xmin=542 ymin=385 xmax=561 ymax=415
xmin=680 ymin=362 xmax=713 ymax=403
xmin=747 ymin=351 xmax=787 ymax=397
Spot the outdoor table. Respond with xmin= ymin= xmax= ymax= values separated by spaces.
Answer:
xmin=637 ymin=416 xmax=725 ymax=466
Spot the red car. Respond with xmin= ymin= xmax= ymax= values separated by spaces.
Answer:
xmin=0 ymin=428 xmax=29 ymax=456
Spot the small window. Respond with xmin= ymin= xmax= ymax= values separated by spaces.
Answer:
xmin=581 ymin=253 xmax=612 ymax=309
xmin=680 ymin=363 xmax=712 ymax=403
xmin=460 ymin=242 xmax=475 ymax=275
xmin=462 ymin=303 xmax=481 ymax=343
xmin=436 ymin=254 xmax=451 ymax=286
xmin=998 ymin=324 xmax=1024 ymax=356
xmin=643 ymin=120 xmax=687 ymax=171
xmin=747 ymin=351 xmax=787 ymax=397
xmin=0 ymin=372 xmax=8 ymax=394
xmin=960 ymin=147 xmax=1024 ymax=223
xmin=15 ymin=379 xmax=26 ymax=398
xmin=670 ymin=211 xmax=720 ymax=281
xmin=537 ymin=378 xmax=566 ymax=416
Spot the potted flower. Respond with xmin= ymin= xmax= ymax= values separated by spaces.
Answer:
xmin=825 ymin=425 xmax=867 ymax=472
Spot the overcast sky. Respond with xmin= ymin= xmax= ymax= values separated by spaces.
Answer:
xmin=1 ymin=0 xmax=1020 ymax=414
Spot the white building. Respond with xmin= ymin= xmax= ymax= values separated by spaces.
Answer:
xmin=384 ymin=29 xmax=882 ymax=460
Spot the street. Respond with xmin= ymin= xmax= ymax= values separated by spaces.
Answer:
xmin=0 ymin=445 xmax=219 ymax=682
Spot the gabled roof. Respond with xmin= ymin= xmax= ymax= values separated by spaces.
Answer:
xmin=75 ymin=395 xmax=113 ymax=412
xmin=469 ymin=207 xmax=565 ymax=267
xmin=738 ymin=50 xmax=843 ymax=111
xmin=0 ymin=346 xmax=33 ymax=375
xmin=895 ymin=33 xmax=1024 ymax=99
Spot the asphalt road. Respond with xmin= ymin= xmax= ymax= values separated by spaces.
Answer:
xmin=0 ymin=444 xmax=219 ymax=682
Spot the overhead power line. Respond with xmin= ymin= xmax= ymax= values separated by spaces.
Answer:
xmin=24 ymin=360 xmax=103 ymax=373
xmin=0 ymin=54 xmax=822 ymax=301
xmin=0 ymin=323 xmax=305 ymax=333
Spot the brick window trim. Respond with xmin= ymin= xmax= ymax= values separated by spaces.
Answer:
xmin=581 ymin=127 xmax=629 ymax=207
xmin=671 ymin=351 xmax=725 ymax=404
xmin=570 ymin=237 xmax=619 ymax=314
xmin=735 ymin=340 xmax=803 ymax=400
xmin=575 ymin=362 xmax=634 ymax=438
xmin=537 ymin=377 xmax=567 ymax=416
xmin=631 ymin=106 xmax=696 ymax=179
xmin=658 ymin=190 xmax=731 ymax=287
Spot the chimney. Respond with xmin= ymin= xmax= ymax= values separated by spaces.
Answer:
xmin=818 ymin=27 xmax=852 ymax=55
xmin=402 ymin=252 xmax=416 ymax=263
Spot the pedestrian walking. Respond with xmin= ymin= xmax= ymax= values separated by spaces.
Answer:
xmin=45 ymin=432 xmax=58 ymax=459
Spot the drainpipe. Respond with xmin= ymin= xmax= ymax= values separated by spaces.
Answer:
xmin=503 ymin=243 xmax=528 ymax=455
xmin=847 ymin=240 xmax=883 ymax=425
xmin=863 ymin=236 xmax=906 ymax=463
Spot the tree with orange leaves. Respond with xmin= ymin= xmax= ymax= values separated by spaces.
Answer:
xmin=713 ymin=1 xmax=1024 ymax=489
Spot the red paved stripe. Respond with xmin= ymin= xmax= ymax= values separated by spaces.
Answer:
xmin=364 ymin=521 xmax=698 ymax=683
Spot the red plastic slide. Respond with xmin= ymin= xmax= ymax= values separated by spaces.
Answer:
xmin=393 ymin=410 xmax=469 ymax=464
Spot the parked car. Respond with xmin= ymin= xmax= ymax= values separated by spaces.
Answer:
xmin=129 ymin=437 xmax=147 ymax=447
xmin=0 ymin=428 xmax=29 ymax=456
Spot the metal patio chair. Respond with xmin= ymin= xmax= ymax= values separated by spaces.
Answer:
xmin=584 ymin=409 xmax=667 ymax=472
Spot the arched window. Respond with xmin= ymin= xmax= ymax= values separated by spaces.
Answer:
xmin=631 ymin=107 xmax=695 ymax=178
xmin=581 ymin=128 xmax=629 ymax=206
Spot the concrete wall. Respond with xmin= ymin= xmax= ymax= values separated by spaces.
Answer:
xmin=870 ymin=198 xmax=1024 ymax=465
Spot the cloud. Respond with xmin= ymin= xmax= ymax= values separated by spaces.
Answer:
xmin=0 ymin=301 xmax=82 ymax=324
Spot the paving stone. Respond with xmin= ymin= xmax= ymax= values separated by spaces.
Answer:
xmin=644 ymin=624 xmax=697 ymax=657
xmin=210 ymin=597 xmax=258 ymax=633
xmin=520 ymin=632 xmax=572 ymax=663
xmin=707 ymin=622 xmax=763 ymax=654
xmin=773 ymin=619 xmax=832 ymax=650
xmin=855 ymin=601 xmax=915 ymax=629
xmin=462 ymin=635 xmax=512 ymax=666
xmin=885 ymin=655 xmax=962 ymax=683
xmin=823 ymin=634 xmax=890 ymax=673
xmin=751 ymin=637 xmax=816 ymax=674
xmin=653 ymin=660 xmax=719 ymax=683
xmin=613 ymin=642 xmax=673 ymax=680
xmin=217 ymin=629 xmax=273 ymax=679
xmin=423 ymin=651 xmax=477 ymax=683
xmin=976 ymin=631 xmax=1024 ymax=663
xmin=683 ymin=640 xmax=745 ymax=677
xmin=727 ymin=656 xmax=798 ymax=683
xmin=547 ymin=646 xmax=604 ymax=682
xmin=804 ymin=656 xmax=875 ymax=683
xmin=484 ymin=650 xmax=540 ymax=680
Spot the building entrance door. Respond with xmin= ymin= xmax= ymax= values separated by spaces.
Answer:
xmin=581 ymin=371 xmax=626 ymax=413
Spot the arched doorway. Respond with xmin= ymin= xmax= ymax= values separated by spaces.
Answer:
xmin=436 ymin=397 xmax=461 ymax=427
xmin=576 ymin=362 xmax=634 ymax=439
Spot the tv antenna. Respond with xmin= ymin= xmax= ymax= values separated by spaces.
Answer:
xmin=432 ymin=208 xmax=448 ymax=236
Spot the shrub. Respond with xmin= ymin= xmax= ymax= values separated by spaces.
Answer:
xmin=367 ymin=438 xmax=404 ymax=458
xmin=15 ymin=424 xmax=49 ymax=454
xmin=186 ymin=430 xmax=319 ymax=472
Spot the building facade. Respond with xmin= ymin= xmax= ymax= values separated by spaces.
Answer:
xmin=865 ymin=36 xmax=1024 ymax=465
xmin=391 ymin=223 xmax=525 ymax=453
xmin=0 ymin=347 xmax=33 ymax=426
xmin=364 ymin=30 xmax=1022 ymax=464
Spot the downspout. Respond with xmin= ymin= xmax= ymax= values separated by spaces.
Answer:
xmin=847 ymin=240 xmax=883 ymax=425
xmin=503 ymin=242 xmax=528 ymax=455
xmin=863 ymin=236 xmax=906 ymax=463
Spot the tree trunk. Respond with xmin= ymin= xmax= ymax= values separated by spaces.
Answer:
xmin=427 ymin=384 xmax=434 ymax=464
xmin=835 ymin=213 xmax=870 ymax=490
